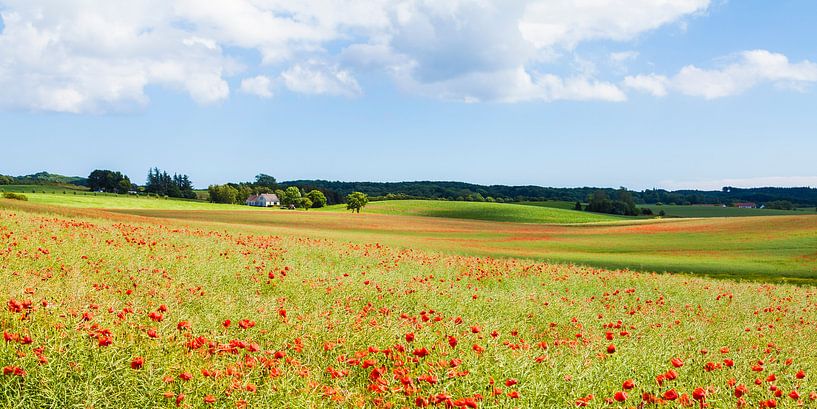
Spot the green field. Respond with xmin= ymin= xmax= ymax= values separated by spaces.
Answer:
xmin=639 ymin=204 xmax=809 ymax=217
xmin=320 ymin=199 xmax=622 ymax=224
xmin=6 ymin=192 xmax=253 ymax=210
xmin=0 ymin=184 xmax=89 ymax=193
xmin=517 ymin=200 xmax=580 ymax=210
xmin=4 ymin=195 xmax=817 ymax=281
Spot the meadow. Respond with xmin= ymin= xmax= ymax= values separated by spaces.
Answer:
xmin=5 ymin=192 xmax=251 ymax=211
xmin=0 ymin=184 xmax=88 ymax=194
xmin=103 ymin=207 xmax=817 ymax=283
xmin=2 ymin=202 xmax=817 ymax=408
xmin=319 ymin=200 xmax=623 ymax=224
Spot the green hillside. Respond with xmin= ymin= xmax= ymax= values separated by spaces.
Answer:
xmin=3 ymin=192 xmax=251 ymax=210
xmin=320 ymin=199 xmax=622 ymax=224
xmin=0 ymin=184 xmax=89 ymax=193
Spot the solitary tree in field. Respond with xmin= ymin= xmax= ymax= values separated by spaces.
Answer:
xmin=346 ymin=192 xmax=368 ymax=213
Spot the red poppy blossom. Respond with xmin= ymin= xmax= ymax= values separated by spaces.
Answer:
xmin=130 ymin=356 xmax=143 ymax=370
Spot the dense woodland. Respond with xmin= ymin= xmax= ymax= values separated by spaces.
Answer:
xmin=3 ymin=172 xmax=817 ymax=207
xmin=279 ymin=180 xmax=817 ymax=207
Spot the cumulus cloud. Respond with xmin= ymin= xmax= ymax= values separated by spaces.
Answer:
xmin=626 ymin=50 xmax=817 ymax=99
xmin=281 ymin=62 xmax=362 ymax=97
xmin=239 ymin=75 xmax=275 ymax=98
xmin=519 ymin=0 xmax=710 ymax=49
xmin=0 ymin=0 xmax=729 ymax=112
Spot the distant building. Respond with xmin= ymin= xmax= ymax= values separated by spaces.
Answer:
xmin=245 ymin=193 xmax=280 ymax=207
xmin=734 ymin=202 xmax=756 ymax=209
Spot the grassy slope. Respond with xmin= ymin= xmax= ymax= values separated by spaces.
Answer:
xmin=95 ymin=207 xmax=817 ymax=282
xmin=517 ymin=200 xmax=579 ymax=210
xmin=639 ymin=204 xmax=807 ymax=217
xmin=0 ymin=184 xmax=89 ymax=193
xmin=320 ymin=200 xmax=622 ymax=224
xmin=9 ymin=192 xmax=253 ymax=210
xmin=4 ymin=197 xmax=816 ymax=281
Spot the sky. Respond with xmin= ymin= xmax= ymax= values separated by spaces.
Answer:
xmin=1 ymin=0 xmax=816 ymax=190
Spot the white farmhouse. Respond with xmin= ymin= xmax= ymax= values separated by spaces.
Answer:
xmin=245 ymin=193 xmax=281 ymax=207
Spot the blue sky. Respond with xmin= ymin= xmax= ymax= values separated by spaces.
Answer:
xmin=1 ymin=1 xmax=816 ymax=190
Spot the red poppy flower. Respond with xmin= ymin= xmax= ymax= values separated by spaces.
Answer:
xmin=663 ymin=389 xmax=679 ymax=401
xmin=130 ymin=356 xmax=143 ymax=370
xmin=614 ymin=391 xmax=627 ymax=402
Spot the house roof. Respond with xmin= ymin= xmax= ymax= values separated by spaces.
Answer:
xmin=245 ymin=193 xmax=280 ymax=203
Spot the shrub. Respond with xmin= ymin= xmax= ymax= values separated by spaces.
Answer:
xmin=3 ymin=192 xmax=28 ymax=201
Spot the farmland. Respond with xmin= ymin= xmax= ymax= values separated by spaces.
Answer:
xmin=4 ymin=192 xmax=251 ymax=211
xmin=2 ymin=201 xmax=817 ymax=408
xmin=3 ymin=196 xmax=816 ymax=281
xmin=320 ymin=200 xmax=623 ymax=224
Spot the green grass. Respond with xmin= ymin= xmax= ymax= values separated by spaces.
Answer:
xmin=320 ymin=200 xmax=622 ymax=224
xmin=0 ymin=184 xmax=88 ymax=193
xmin=639 ymin=204 xmax=808 ymax=217
xmin=517 ymin=200 xmax=580 ymax=210
xmin=7 ymin=192 xmax=256 ymax=210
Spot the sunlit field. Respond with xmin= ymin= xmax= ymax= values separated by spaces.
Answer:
xmin=319 ymin=200 xmax=623 ymax=224
xmin=2 ymin=202 xmax=817 ymax=408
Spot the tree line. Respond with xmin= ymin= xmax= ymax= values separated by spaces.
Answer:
xmin=278 ymin=180 xmax=817 ymax=207
xmin=4 ymin=170 xmax=817 ymax=209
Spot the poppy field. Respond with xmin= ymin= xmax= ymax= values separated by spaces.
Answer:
xmin=2 ymin=203 xmax=817 ymax=408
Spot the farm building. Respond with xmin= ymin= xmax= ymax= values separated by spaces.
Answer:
xmin=734 ymin=202 xmax=756 ymax=209
xmin=245 ymin=193 xmax=280 ymax=207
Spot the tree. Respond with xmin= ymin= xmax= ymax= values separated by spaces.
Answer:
xmin=208 ymin=184 xmax=239 ymax=204
xmin=574 ymin=201 xmax=582 ymax=211
xmin=282 ymin=186 xmax=301 ymax=208
xmin=145 ymin=168 xmax=195 ymax=198
xmin=298 ymin=197 xmax=313 ymax=210
xmin=306 ymin=190 xmax=327 ymax=208
xmin=255 ymin=174 xmax=278 ymax=189
xmin=346 ymin=192 xmax=368 ymax=213
xmin=587 ymin=191 xmax=612 ymax=214
xmin=87 ymin=169 xmax=131 ymax=193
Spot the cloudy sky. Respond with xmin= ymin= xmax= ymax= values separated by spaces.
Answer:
xmin=1 ymin=0 xmax=816 ymax=189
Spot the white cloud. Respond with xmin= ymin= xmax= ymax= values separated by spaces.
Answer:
xmin=0 ymin=0 xmax=759 ymax=112
xmin=661 ymin=176 xmax=817 ymax=191
xmin=281 ymin=62 xmax=362 ymax=97
xmin=610 ymin=51 xmax=639 ymax=63
xmin=623 ymin=74 xmax=670 ymax=97
xmin=240 ymin=75 xmax=274 ymax=98
xmin=396 ymin=67 xmax=626 ymax=103
xmin=627 ymin=50 xmax=817 ymax=99
xmin=519 ymin=0 xmax=710 ymax=49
